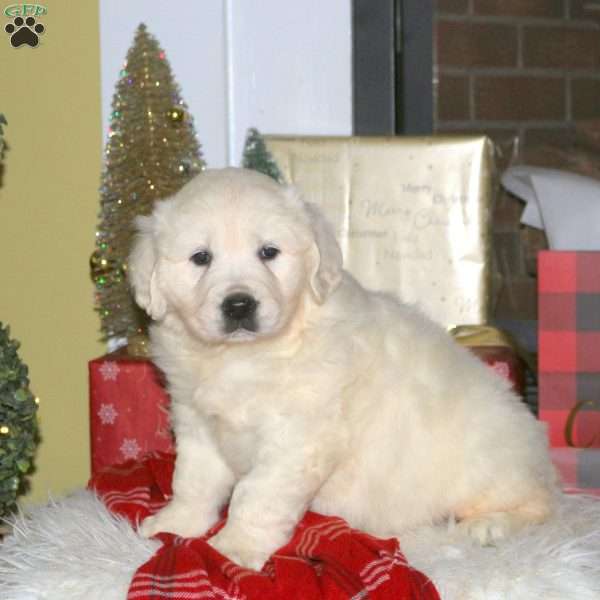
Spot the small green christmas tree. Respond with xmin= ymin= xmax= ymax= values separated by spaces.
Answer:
xmin=0 ymin=324 xmax=39 ymax=518
xmin=242 ymin=128 xmax=284 ymax=182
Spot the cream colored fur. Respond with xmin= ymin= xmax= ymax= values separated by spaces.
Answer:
xmin=129 ymin=168 xmax=557 ymax=570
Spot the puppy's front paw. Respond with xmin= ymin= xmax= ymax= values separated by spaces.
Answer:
xmin=139 ymin=501 xmax=216 ymax=539
xmin=208 ymin=526 xmax=270 ymax=571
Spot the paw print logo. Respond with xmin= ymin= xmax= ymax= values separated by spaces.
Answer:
xmin=5 ymin=16 xmax=45 ymax=48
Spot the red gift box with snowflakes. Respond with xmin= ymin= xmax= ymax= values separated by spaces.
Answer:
xmin=89 ymin=349 xmax=174 ymax=477
xmin=89 ymin=328 xmax=524 ymax=478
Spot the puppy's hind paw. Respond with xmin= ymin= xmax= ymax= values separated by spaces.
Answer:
xmin=457 ymin=512 xmax=515 ymax=546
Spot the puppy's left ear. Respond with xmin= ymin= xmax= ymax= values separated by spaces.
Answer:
xmin=305 ymin=202 xmax=343 ymax=304
xmin=128 ymin=215 xmax=167 ymax=321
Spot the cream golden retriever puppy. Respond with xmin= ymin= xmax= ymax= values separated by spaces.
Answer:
xmin=129 ymin=168 xmax=557 ymax=570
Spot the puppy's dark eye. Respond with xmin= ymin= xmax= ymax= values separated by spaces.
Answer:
xmin=190 ymin=250 xmax=212 ymax=266
xmin=259 ymin=245 xmax=280 ymax=261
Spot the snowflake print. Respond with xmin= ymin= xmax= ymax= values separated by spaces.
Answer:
xmin=97 ymin=403 xmax=119 ymax=425
xmin=99 ymin=360 xmax=120 ymax=382
xmin=120 ymin=438 xmax=142 ymax=460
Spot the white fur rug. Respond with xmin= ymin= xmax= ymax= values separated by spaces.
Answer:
xmin=1 ymin=491 xmax=599 ymax=600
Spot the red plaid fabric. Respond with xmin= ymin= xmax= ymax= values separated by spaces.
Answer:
xmin=90 ymin=453 xmax=440 ymax=600
xmin=538 ymin=251 xmax=600 ymax=494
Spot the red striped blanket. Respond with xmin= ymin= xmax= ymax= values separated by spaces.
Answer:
xmin=90 ymin=452 xmax=440 ymax=600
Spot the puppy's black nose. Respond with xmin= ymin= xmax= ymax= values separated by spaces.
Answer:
xmin=222 ymin=293 xmax=258 ymax=321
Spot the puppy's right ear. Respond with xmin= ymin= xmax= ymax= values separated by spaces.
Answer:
xmin=128 ymin=215 xmax=167 ymax=321
xmin=305 ymin=202 xmax=343 ymax=304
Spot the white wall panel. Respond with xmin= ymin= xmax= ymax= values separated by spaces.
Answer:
xmin=227 ymin=0 xmax=352 ymax=164
xmin=100 ymin=0 xmax=352 ymax=168
xmin=99 ymin=0 xmax=228 ymax=167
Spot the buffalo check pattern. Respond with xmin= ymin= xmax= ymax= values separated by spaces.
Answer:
xmin=90 ymin=453 xmax=440 ymax=600
xmin=538 ymin=251 xmax=600 ymax=494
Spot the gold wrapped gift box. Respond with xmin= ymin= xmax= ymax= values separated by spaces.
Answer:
xmin=264 ymin=135 xmax=494 ymax=329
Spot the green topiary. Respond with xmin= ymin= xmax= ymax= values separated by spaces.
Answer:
xmin=0 ymin=323 xmax=39 ymax=517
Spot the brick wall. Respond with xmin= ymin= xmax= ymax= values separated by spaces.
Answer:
xmin=435 ymin=0 xmax=600 ymax=156
xmin=434 ymin=0 xmax=600 ymax=326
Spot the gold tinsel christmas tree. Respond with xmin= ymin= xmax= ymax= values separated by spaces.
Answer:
xmin=92 ymin=24 xmax=205 ymax=344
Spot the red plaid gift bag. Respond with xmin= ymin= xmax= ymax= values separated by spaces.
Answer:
xmin=538 ymin=251 xmax=600 ymax=495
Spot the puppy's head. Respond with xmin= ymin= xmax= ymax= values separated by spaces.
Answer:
xmin=128 ymin=168 xmax=342 ymax=343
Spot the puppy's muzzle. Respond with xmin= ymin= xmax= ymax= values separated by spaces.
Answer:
xmin=221 ymin=293 xmax=259 ymax=333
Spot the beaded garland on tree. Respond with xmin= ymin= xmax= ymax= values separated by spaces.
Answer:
xmin=92 ymin=23 xmax=205 ymax=344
